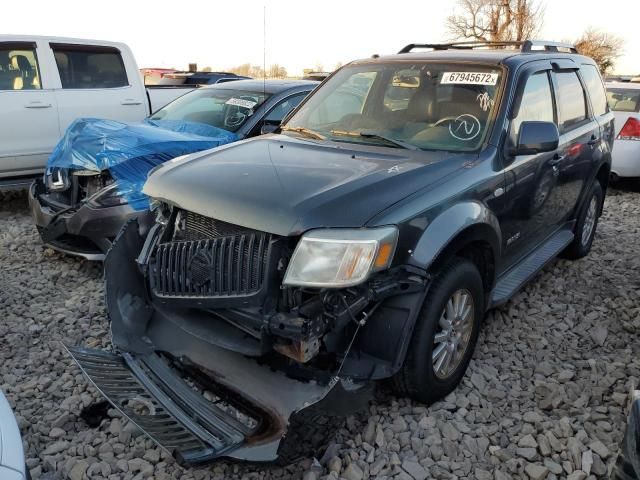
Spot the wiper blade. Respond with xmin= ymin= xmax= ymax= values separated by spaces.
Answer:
xmin=330 ymin=130 xmax=419 ymax=151
xmin=281 ymin=126 xmax=326 ymax=140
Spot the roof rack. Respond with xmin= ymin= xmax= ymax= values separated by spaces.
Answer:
xmin=398 ymin=40 xmax=578 ymax=54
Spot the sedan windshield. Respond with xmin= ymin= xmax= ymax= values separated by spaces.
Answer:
xmin=284 ymin=62 xmax=503 ymax=151
xmin=149 ymin=88 xmax=270 ymax=132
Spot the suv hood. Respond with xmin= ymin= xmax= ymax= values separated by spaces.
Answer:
xmin=143 ymin=135 xmax=474 ymax=236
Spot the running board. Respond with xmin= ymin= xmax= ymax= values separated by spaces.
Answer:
xmin=0 ymin=175 xmax=38 ymax=191
xmin=490 ymin=229 xmax=574 ymax=307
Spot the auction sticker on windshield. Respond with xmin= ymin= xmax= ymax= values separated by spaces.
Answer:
xmin=441 ymin=72 xmax=499 ymax=85
xmin=225 ymin=98 xmax=257 ymax=109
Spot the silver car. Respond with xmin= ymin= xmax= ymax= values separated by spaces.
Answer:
xmin=606 ymin=82 xmax=640 ymax=179
xmin=0 ymin=389 xmax=26 ymax=480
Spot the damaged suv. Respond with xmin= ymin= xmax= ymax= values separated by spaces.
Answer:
xmin=67 ymin=41 xmax=614 ymax=465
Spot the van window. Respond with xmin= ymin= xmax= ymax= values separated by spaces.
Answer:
xmin=512 ymin=72 xmax=555 ymax=137
xmin=0 ymin=45 xmax=41 ymax=90
xmin=51 ymin=44 xmax=128 ymax=89
xmin=554 ymin=72 xmax=588 ymax=132
xmin=580 ymin=65 xmax=608 ymax=116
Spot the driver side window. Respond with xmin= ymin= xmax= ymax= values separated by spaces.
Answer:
xmin=512 ymin=72 xmax=555 ymax=140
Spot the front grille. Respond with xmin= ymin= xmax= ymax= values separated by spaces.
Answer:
xmin=150 ymin=217 xmax=271 ymax=298
xmin=174 ymin=210 xmax=257 ymax=242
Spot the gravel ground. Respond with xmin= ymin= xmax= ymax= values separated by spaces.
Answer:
xmin=1 ymin=184 xmax=639 ymax=480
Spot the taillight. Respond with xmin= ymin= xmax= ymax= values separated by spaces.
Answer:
xmin=618 ymin=117 xmax=640 ymax=141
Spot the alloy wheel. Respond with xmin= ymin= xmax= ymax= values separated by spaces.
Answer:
xmin=432 ymin=288 xmax=475 ymax=379
xmin=581 ymin=196 xmax=598 ymax=247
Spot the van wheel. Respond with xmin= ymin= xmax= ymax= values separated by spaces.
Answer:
xmin=562 ymin=181 xmax=603 ymax=260
xmin=391 ymin=257 xmax=484 ymax=404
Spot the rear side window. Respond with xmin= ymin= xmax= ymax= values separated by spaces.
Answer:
xmin=607 ymin=88 xmax=640 ymax=112
xmin=51 ymin=44 xmax=128 ymax=89
xmin=512 ymin=72 xmax=555 ymax=137
xmin=580 ymin=65 xmax=608 ymax=116
xmin=0 ymin=44 xmax=41 ymax=90
xmin=554 ymin=72 xmax=588 ymax=132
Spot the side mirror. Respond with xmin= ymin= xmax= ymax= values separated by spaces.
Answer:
xmin=260 ymin=121 xmax=280 ymax=135
xmin=513 ymin=121 xmax=559 ymax=156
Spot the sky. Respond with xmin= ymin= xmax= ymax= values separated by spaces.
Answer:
xmin=5 ymin=0 xmax=639 ymax=76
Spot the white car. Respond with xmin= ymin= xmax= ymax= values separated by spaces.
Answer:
xmin=606 ymin=82 xmax=640 ymax=179
xmin=0 ymin=390 xmax=26 ymax=480
xmin=0 ymin=35 xmax=196 ymax=189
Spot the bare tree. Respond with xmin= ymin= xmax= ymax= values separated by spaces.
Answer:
xmin=229 ymin=63 xmax=251 ymax=76
xmin=268 ymin=64 xmax=287 ymax=79
xmin=446 ymin=0 xmax=544 ymax=42
xmin=575 ymin=28 xmax=624 ymax=74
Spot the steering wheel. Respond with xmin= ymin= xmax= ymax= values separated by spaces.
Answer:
xmin=433 ymin=116 xmax=459 ymax=127
xmin=224 ymin=95 xmax=257 ymax=129
xmin=224 ymin=111 xmax=247 ymax=129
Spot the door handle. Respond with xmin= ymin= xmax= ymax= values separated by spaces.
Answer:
xmin=121 ymin=99 xmax=142 ymax=106
xmin=587 ymin=135 xmax=600 ymax=146
xmin=549 ymin=154 xmax=565 ymax=166
xmin=24 ymin=102 xmax=52 ymax=109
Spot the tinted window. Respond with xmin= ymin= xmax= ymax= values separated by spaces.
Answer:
xmin=555 ymin=72 xmax=588 ymax=132
xmin=581 ymin=65 xmax=608 ymax=116
xmin=607 ymin=88 xmax=640 ymax=112
xmin=264 ymin=92 xmax=308 ymax=123
xmin=512 ymin=72 xmax=554 ymax=137
xmin=52 ymin=45 xmax=128 ymax=89
xmin=0 ymin=46 xmax=41 ymax=90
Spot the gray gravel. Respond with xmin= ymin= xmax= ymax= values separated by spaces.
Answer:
xmin=1 ymin=184 xmax=639 ymax=480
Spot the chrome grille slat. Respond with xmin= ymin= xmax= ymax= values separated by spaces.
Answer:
xmin=150 ymin=232 xmax=270 ymax=299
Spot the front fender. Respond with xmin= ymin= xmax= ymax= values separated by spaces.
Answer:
xmin=407 ymin=201 xmax=502 ymax=272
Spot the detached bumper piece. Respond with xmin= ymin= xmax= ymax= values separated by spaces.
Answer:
xmin=612 ymin=397 xmax=640 ymax=480
xmin=65 ymin=346 xmax=261 ymax=466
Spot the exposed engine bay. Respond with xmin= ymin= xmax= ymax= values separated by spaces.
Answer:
xmin=64 ymin=202 xmax=428 ymax=465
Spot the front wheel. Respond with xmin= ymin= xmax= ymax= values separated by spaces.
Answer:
xmin=391 ymin=257 xmax=484 ymax=404
xmin=562 ymin=181 xmax=603 ymax=260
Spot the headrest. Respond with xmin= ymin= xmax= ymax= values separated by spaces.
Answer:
xmin=11 ymin=55 xmax=33 ymax=72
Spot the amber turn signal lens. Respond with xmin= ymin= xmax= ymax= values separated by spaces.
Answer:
xmin=375 ymin=243 xmax=393 ymax=268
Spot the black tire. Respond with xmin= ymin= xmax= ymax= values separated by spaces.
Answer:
xmin=391 ymin=257 xmax=484 ymax=404
xmin=562 ymin=181 xmax=603 ymax=260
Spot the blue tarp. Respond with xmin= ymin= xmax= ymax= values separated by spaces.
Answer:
xmin=47 ymin=118 xmax=239 ymax=210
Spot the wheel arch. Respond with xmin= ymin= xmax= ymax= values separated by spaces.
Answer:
xmin=407 ymin=201 xmax=501 ymax=294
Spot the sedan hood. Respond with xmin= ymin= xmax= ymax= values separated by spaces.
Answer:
xmin=143 ymin=135 xmax=474 ymax=236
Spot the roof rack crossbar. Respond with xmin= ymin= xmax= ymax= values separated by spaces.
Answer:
xmin=399 ymin=40 xmax=577 ymax=54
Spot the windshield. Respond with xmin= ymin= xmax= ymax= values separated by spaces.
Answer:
xmin=149 ymin=88 xmax=270 ymax=132
xmin=284 ymin=62 xmax=503 ymax=151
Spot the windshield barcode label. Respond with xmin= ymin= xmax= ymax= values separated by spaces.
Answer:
xmin=225 ymin=98 xmax=257 ymax=109
xmin=441 ymin=72 xmax=499 ymax=85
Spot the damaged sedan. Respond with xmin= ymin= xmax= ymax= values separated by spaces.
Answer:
xmin=67 ymin=41 xmax=613 ymax=465
xmin=29 ymin=79 xmax=317 ymax=259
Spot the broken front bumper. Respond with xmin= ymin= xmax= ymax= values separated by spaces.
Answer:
xmin=66 ymin=345 xmax=369 ymax=466
xmin=28 ymin=179 xmax=141 ymax=260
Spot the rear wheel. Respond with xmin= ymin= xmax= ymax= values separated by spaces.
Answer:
xmin=391 ymin=258 xmax=484 ymax=404
xmin=563 ymin=181 xmax=603 ymax=259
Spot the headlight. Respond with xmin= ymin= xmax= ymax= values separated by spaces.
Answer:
xmin=283 ymin=227 xmax=398 ymax=288
xmin=44 ymin=167 xmax=70 ymax=192
xmin=88 ymin=184 xmax=128 ymax=208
